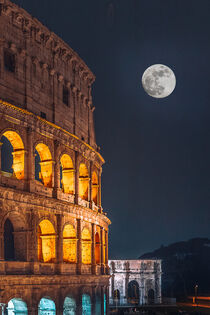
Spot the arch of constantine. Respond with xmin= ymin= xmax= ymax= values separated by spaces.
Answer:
xmin=109 ymin=260 xmax=162 ymax=306
xmin=0 ymin=0 xmax=110 ymax=313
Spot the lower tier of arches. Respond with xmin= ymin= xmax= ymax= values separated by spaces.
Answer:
xmin=0 ymin=275 xmax=109 ymax=315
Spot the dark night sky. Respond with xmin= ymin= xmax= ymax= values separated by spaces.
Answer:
xmin=12 ymin=0 xmax=210 ymax=258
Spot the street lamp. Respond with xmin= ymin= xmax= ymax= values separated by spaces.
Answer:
xmin=194 ymin=284 xmax=198 ymax=306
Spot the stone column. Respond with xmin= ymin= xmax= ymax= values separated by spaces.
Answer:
xmin=27 ymin=127 xmax=35 ymax=190
xmin=74 ymin=152 xmax=79 ymax=204
xmin=100 ymin=227 xmax=105 ymax=274
xmin=91 ymin=223 xmax=96 ymax=275
xmin=101 ymin=286 xmax=105 ymax=315
xmin=71 ymin=85 xmax=77 ymax=135
xmin=76 ymin=290 xmax=82 ymax=315
xmin=76 ymin=218 xmax=82 ymax=274
xmin=53 ymin=140 xmax=60 ymax=197
xmin=56 ymin=214 xmax=63 ymax=271
xmin=105 ymin=230 xmax=109 ymax=274
xmin=0 ymin=38 xmax=5 ymax=81
xmin=91 ymin=286 xmax=96 ymax=315
xmin=0 ymin=142 xmax=3 ymax=171
xmin=98 ymin=170 xmax=102 ymax=212
xmin=27 ymin=306 xmax=38 ymax=315
xmin=89 ymin=161 xmax=93 ymax=208
xmin=105 ymin=286 xmax=109 ymax=315
xmin=0 ymin=227 xmax=4 ymax=260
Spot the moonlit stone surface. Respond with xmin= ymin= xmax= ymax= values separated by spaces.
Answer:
xmin=142 ymin=64 xmax=176 ymax=98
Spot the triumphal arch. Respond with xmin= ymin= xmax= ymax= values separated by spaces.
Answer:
xmin=0 ymin=0 xmax=111 ymax=313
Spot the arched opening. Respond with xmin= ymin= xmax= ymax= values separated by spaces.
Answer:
xmin=3 ymin=213 xmax=27 ymax=261
xmin=4 ymin=219 xmax=14 ymax=261
xmin=60 ymin=154 xmax=74 ymax=194
xmin=7 ymin=298 xmax=28 ymax=315
xmin=95 ymin=232 xmax=100 ymax=264
xmin=38 ymin=297 xmax=56 ymax=315
xmin=63 ymin=296 xmax=76 ymax=315
xmin=113 ymin=290 xmax=120 ymax=305
xmin=37 ymin=220 xmax=56 ymax=263
xmin=79 ymin=163 xmax=89 ymax=201
xmin=92 ymin=171 xmax=98 ymax=204
xmin=81 ymin=228 xmax=91 ymax=264
xmin=35 ymin=143 xmax=53 ymax=187
xmin=148 ymin=288 xmax=155 ymax=304
xmin=63 ymin=224 xmax=76 ymax=263
xmin=128 ymin=280 xmax=139 ymax=305
xmin=1 ymin=131 xmax=25 ymax=179
xmin=82 ymin=294 xmax=91 ymax=315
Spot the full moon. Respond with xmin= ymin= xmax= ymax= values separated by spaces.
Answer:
xmin=142 ymin=64 xmax=176 ymax=98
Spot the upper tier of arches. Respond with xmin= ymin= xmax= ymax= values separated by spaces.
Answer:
xmin=0 ymin=130 xmax=101 ymax=210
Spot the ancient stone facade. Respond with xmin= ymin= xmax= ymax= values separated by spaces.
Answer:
xmin=0 ymin=0 xmax=111 ymax=314
xmin=109 ymin=260 xmax=162 ymax=306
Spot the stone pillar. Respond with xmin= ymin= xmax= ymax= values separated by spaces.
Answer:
xmin=105 ymin=286 xmax=109 ymax=315
xmin=98 ymin=170 xmax=102 ymax=212
xmin=71 ymin=85 xmax=77 ymax=135
xmin=51 ymin=160 xmax=55 ymax=188
xmin=56 ymin=214 xmax=63 ymax=270
xmin=27 ymin=127 xmax=35 ymax=190
xmin=91 ymin=286 xmax=96 ymax=315
xmin=0 ymin=142 xmax=3 ymax=171
xmin=91 ymin=223 xmax=96 ymax=275
xmin=74 ymin=152 xmax=79 ymax=204
xmin=76 ymin=291 xmax=82 ymax=315
xmin=27 ymin=306 xmax=38 ymax=315
xmin=0 ymin=38 xmax=5 ymax=84
xmin=53 ymin=140 xmax=60 ymax=197
xmin=89 ymin=161 xmax=93 ymax=208
xmin=101 ymin=286 xmax=105 ymax=315
xmin=100 ymin=227 xmax=105 ymax=274
xmin=0 ymin=227 xmax=4 ymax=261
xmin=105 ymin=230 xmax=109 ymax=274
xmin=76 ymin=218 xmax=82 ymax=274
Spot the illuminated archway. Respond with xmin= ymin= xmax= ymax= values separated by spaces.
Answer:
xmin=37 ymin=220 xmax=56 ymax=263
xmin=81 ymin=228 xmax=91 ymax=264
xmin=63 ymin=296 xmax=76 ymax=315
xmin=95 ymin=232 xmax=100 ymax=264
xmin=63 ymin=224 xmax=76 ymax=263
xmin=35 ymin=143 xmax=53 ymax=187
xmin=7 ymin=298 xmax=28 ymax=315
xmin=128 ymin=280 xmax=139 ymax=305
xmin=79 ymin=163 xmax=89 ymax=201
xmin=82 ymin=294 xmax=91 ymax=315
xmin=60 ymin=154 xmax=74 ymax=194
xmin=1 ymin=131 xmax=25 ymax=179
xmin=92 ymin=171 xmax=99 ymax=204
xmin=38 ymin=297 xmax=56 ymax=315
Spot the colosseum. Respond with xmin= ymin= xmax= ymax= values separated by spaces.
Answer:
xmin=0 ymin=0 xmax=110 ymax=314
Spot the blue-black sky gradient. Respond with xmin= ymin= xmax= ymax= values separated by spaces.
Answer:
xmin=11 ymin=0 xmax=210 ymax=258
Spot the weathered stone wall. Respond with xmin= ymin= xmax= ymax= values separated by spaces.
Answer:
xmin=0 ymin=275 xmax=109 ymax=314
xmin=109 ymin=260 xmax=162 ymax=305
xmin=0 ymin=0 xmax=97 ymax=148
